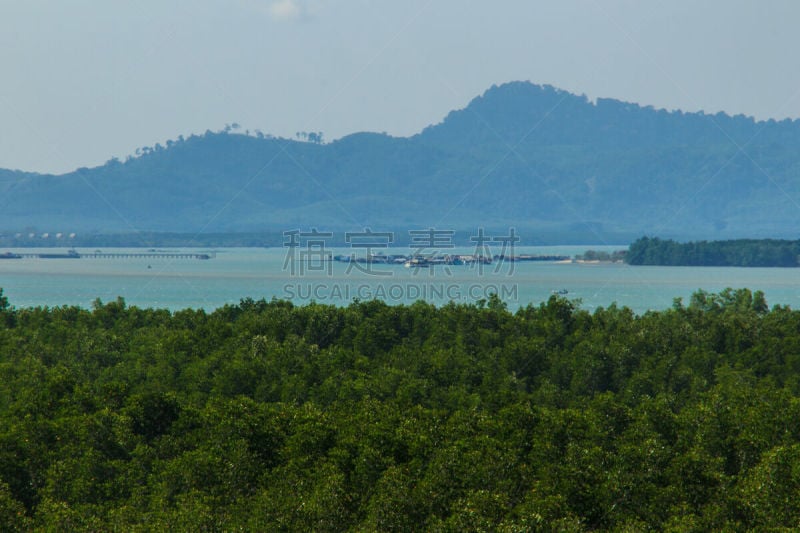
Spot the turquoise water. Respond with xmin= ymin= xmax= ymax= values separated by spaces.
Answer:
xmin=1 ymin=246 xmax=800 ymax=314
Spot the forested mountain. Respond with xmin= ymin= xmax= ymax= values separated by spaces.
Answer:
xmin=3 ymin=81 xmax=800 ymax=241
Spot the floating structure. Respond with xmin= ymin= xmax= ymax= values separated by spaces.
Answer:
xmin=333 ymin=254 xmax=408 ymax=264
xmin=494 ymin=254 xmax=570 ymax=262
xmin=333 ymin=252 xmax=569 ymax=266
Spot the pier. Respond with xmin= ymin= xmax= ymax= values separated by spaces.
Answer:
xmin=14 ymin=251 xmax=215 ymax=260
xmin=80 ymin=252 xmax=215 ymax=260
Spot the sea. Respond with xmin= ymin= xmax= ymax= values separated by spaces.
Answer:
xmin=2 ymin=246 xmax=800 ymax=315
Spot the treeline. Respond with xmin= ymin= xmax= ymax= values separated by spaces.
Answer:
xmin=627 ymin=236 xmax=800 ymax=266
xmin=2 ymin=288 xmax=800 ymax=529
xmin=575 ymin=249 xmax=626 ymax=262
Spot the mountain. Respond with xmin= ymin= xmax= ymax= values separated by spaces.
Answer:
xmin=2 ymin=81 xmax=800 ymax=243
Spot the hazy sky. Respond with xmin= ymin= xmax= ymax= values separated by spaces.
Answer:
xmin=2 ymin=0 xmax=799 ymax=174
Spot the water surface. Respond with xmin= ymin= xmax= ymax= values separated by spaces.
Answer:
xmin=1 ymin=246 xmax=799 ymax=314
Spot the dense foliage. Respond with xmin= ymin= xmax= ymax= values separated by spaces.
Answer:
xmin=575 ymin=249 xmax=626 ymax=262
xmin=2 ymin=287 xmax=800 ymax=530
xmin=3 ymin=82 xmax=800 ymax=240
xmin=627 ymin=236 xmax=800 ymax=266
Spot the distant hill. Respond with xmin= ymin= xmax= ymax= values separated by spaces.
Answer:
xmin=2 ymin=81 xmax=800 ymax=243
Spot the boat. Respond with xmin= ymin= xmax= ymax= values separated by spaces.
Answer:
xmin=0 ymin=252 xmax=22 ymax=259
xmin=551 ymin=289 xmax=569 ymax=295
xmin=38 ymin=249 xmax=80 ymax=259
xmin=404 ymin=258 xmax=430 ymax=268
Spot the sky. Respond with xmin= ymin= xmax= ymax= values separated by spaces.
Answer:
xmin=1 ymin=0 xmax=799 ymax=174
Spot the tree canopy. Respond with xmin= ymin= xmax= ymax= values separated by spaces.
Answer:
xmin=1 ymin=289 xmax=800 ymax=529
xmin=627 ymin=236 xmax=800 ymax=266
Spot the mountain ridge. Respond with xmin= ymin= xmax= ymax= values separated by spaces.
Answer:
xmin=2 ymin=81 xmax=800 ymax=242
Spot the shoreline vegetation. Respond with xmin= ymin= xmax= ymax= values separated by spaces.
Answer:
xmin=3 ymin=287 xmax=800 ymax=529
xmin=574 ymin=249 xmax=627 ymax=263
xmin=626 ymin=236 xmax=800 ymax=267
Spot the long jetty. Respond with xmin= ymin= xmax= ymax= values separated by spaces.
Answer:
xmin=16 ymin=251 xmax=215 ymax=260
